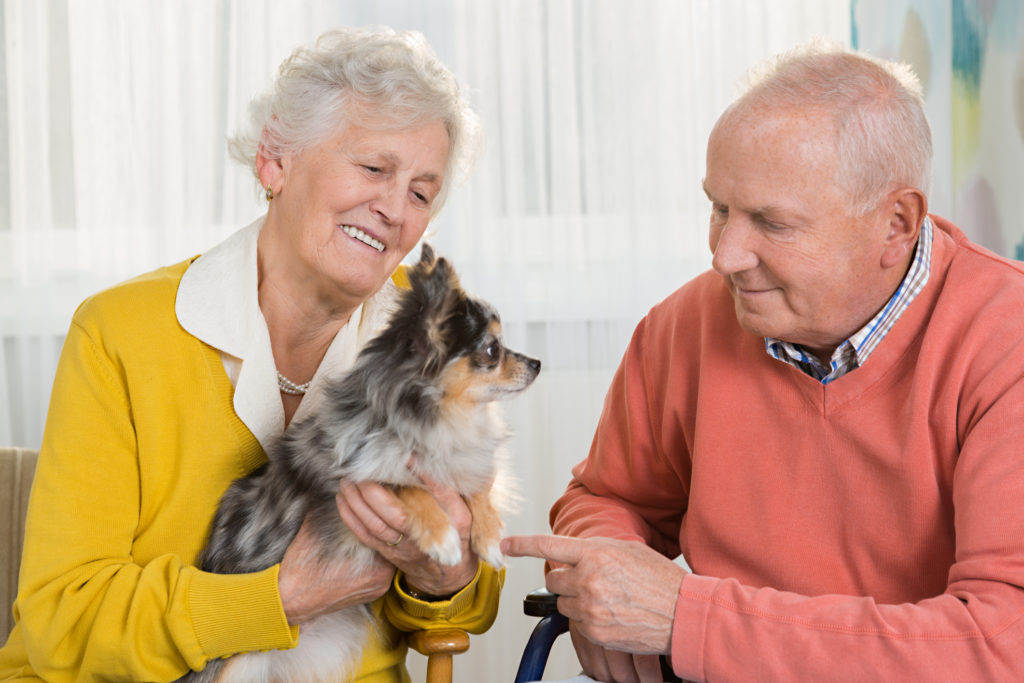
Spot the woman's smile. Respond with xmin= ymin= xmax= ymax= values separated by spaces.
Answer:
xmin=340 ymin=224 xmax=386 ymax=253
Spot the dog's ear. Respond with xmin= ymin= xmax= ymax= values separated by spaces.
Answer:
xmin=410 ymin=243 xmax=459 ymax=309
xmin=406 ymin=242 xmax=444 ymax=288
xmin=418 ymin=242 xmax=436 ymax=268
xmin=405 ymin=244 xmax=465 ymax=376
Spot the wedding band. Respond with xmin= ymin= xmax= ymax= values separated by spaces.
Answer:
xmin=387 ymin=533 xmax=404 ymax=546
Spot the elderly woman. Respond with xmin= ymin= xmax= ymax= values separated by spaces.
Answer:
xmin=0 ymin=27 xmax=496 ymax=682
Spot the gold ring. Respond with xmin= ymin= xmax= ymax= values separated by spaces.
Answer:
xmin=387 ymin=533 xmax=404 ymax=546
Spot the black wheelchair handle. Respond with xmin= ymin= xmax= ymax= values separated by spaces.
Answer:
xmin=523 ymin=587 xmax=561 ymax=618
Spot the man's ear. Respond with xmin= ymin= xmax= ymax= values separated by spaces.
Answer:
xmin=880 ymin=187 xmax=928 ymax=269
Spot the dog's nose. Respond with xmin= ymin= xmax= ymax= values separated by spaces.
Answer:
xmin=528 ymin=357 xmax=541 ymax=374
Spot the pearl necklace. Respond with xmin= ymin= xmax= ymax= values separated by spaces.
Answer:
xmin=276 ymin=370 xmax=311 ymax=396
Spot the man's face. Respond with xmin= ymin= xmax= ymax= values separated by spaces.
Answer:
xmin=703 ymin=106 xmax=898 ymax=361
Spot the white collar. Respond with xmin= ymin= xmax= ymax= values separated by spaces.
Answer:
xmin=175 ymin=216 xmax=401 ymax=452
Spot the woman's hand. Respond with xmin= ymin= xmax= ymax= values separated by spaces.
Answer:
xmin=336 ymin=477 xmax=480 ymax=598
xmin=278 ymin=515 xmax=396 ymax=625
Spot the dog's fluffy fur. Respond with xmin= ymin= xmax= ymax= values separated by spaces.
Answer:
xmin=176 ymin=245 xmax=541 ymax=683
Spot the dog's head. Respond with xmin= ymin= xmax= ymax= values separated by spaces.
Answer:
xmin=380 ymin=243 xmax=541 ymax=406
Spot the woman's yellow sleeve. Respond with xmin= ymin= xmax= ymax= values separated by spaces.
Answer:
xmin=11 ymin=300 xmax=296 ymax=682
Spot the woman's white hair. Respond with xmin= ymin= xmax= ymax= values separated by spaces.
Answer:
xmin=229 ymin=26 xmax=481 ymax=215
xmin=729 ymin=39 xmax=933 ymax=215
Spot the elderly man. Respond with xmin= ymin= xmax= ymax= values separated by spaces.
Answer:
xmin=503 ymin=44 xmax=1024 ymax=682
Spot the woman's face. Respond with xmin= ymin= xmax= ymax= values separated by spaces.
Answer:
xmin=264 ymin=119 xmax=450 ymax=310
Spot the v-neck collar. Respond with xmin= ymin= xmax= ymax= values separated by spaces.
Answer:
xmin=778 ymin=219 xmax=956 ymax=416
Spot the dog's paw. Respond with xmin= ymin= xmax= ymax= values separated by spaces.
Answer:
xmin=471 ymin=522 xmax=506 ymax=570
xmin=425 ymin=526 xmax=463 ymax=567
xmin=475 ymin=539 xmax=505 ymax=570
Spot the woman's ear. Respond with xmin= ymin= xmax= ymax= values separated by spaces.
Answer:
xmin=880 ymin=187 xmax=928 ymax=269
xmin=256 ymin=129 xmax=285 ymax=194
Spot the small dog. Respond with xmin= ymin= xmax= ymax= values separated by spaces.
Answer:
xmin=178 ymin=244 xmax=541 ymax=683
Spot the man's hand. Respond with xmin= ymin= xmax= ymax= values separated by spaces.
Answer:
xmin=502 ymin=534 xmax=685 ymax=683
xmin=569 ymin=622 xmax=665 ymax=683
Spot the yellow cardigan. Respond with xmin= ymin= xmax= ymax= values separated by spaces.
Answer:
xmin=0 ymin=258 xmax=503 ymax=682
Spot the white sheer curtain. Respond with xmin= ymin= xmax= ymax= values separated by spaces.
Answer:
xmin=0 ymin=1 xmax=849 ymax=679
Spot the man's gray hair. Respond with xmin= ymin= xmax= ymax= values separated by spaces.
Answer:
xmin=734 ymin=40 xmax=933 ymax=215
xmin=229 ymin=26 xmax=481 ymax=215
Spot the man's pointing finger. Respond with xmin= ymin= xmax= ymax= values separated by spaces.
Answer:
xmin=501 ymin=534 xmax=585 ymax=565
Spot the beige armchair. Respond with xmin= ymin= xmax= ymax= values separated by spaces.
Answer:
xmin=1 ymin=447 xmax=37 ymax=641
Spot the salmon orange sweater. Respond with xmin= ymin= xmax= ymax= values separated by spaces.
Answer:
xmin=552 ymin=216 xmax=1024 ymax=680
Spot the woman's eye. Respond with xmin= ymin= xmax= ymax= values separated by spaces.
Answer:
xmin=363 ymin=165 xmax=383 ymax=174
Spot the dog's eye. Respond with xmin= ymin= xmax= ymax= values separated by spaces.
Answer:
xmin=474 ymin=338 xmax=502 ymax=369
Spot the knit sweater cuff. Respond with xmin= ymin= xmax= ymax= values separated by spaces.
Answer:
xmin=186 ymin=564 xmax=299 ymax=659
xmin=384 ymin=562 xmax=504 ymax=635
xmin=392 ymin=562 xmax=485 ymax=619
xmin=671 ymin=572 xmax=716 ymax=681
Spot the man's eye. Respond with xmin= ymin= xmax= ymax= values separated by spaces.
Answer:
xmin=755 ymin=215 xmax=786 ymax=232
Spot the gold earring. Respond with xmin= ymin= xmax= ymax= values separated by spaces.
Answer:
xmin=265 ymin=185 xmax=274 ymax=201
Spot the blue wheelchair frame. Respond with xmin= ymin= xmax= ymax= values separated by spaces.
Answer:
xmin=514 ymin=589 xmax=569 ymax=683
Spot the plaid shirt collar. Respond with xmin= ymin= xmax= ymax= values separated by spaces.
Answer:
xmin=765 ymin=217 xmax=934 ymax=385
